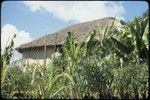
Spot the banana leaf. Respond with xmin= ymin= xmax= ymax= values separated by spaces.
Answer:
xmin=142 ymin=22 xmax=149 ymax=49
xmin=110 ymin=37 xmax=132 ymax=55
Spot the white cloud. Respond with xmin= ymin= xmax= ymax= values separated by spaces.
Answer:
xmin=1 ymin=24 xmax=32 ymax=61
xmin=23 ymin=1 xmax=125 ymax=22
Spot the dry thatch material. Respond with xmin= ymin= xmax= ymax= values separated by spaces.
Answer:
xmin=16 ymin=17 xmax=121 ymax=51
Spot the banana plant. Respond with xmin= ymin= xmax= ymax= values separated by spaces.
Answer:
xmin=103 ymin=16 xmax=149 ymax=62
xmin=142 ymin=17 xmax=149 ymax=49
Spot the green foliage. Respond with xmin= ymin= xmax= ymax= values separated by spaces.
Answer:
xmin=1 ymin=14 xmax=149 ymax=99
xmin=1 ymin=34 xmax=16 ymax=65
xmin=1 ymin=34 xmax=16 ymax=85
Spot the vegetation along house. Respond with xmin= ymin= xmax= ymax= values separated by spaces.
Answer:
xmin=16 ymin=17 xmax=122 ymax=60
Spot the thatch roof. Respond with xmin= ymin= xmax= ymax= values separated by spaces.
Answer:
xmin=16 ymin=17 xmax=121 ymax=51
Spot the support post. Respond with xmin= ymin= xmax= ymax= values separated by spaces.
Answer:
xmin=44 ymin=34 xmax=47 ymax=67
xmin=54 ymin=33 xmax=57 ymax=58
xmin=27 ymin=49 xmax=30 ymax=67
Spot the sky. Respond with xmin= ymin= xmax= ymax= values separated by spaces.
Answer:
xmin=1 ymin=1 xmax=148 ymax=60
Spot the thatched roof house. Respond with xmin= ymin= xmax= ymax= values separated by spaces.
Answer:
xmin=16 ymin=17 xmax=122 ymax=59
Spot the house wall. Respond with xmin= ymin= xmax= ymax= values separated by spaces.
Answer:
xmin=21 ymin=46 xmax=59 ymax=59
xmin=22 ymin=58 xmax=52 ymax=66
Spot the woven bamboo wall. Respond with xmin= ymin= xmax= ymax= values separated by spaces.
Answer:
xmin=22 ymin=46 xmax=55 ymax=59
